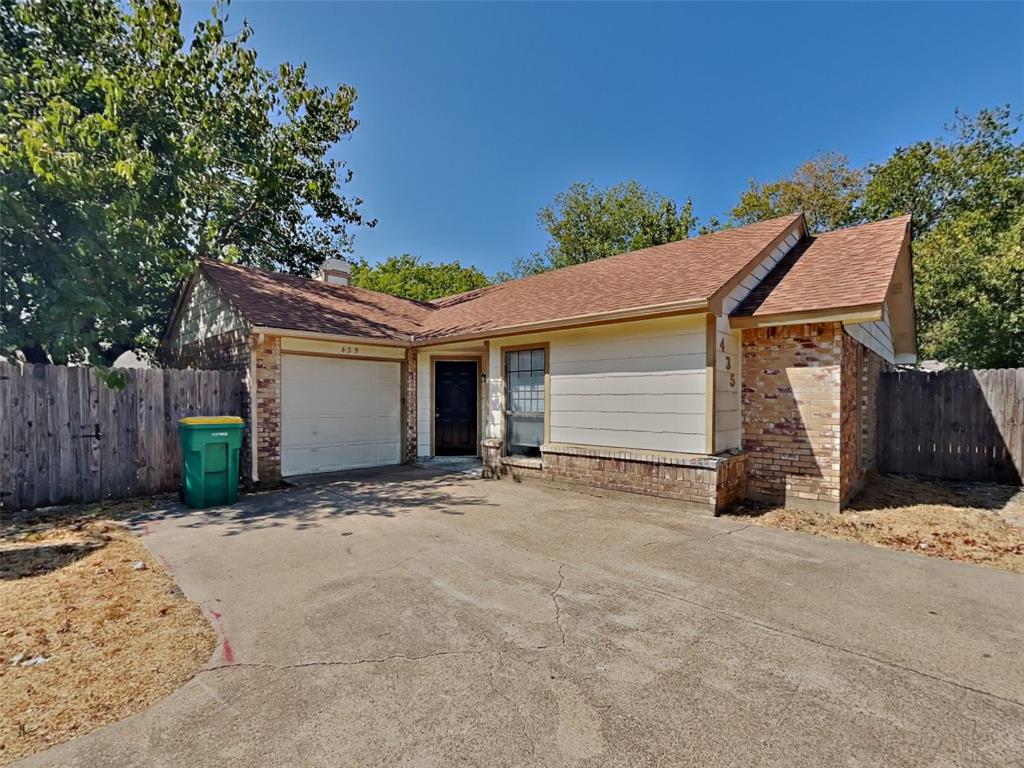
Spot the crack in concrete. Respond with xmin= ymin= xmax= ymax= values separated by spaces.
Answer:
xmin=486 ymin=650 xmax=544 ymax=767
xmin=639 ymin=583 xmax=1024 ymax=710
xmin=197 ymin=557 xmax=1020 ymax=714
xmin=704 ymin=523 xmax=753 ymax=542
xmin=550 ymin=563 xmax=567 ymax=647
xmin=202 ymin=648 xmax=484 ymax=673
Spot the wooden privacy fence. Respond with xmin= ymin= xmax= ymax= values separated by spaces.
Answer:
xmin=878 ymin=369 xmax=1024 ymax=484
xmin=0 ymin=362 xmax=243 ymax=511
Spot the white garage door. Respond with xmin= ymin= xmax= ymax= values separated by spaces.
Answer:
xmin=281 ymin=354 xmax=402 ymax=477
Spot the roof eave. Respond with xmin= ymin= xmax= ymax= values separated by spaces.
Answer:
xmin=729 ymin=303 xmax=883 ymax=329
xmin=250 ymin=325 xmax=414 ymax=347
xmin=706 ymin=213 xmax=807 ymax=316
xmin=412 ymin=299 xmax=709 ymax=347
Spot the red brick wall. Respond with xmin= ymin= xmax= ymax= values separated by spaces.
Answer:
xmin=404 ymin=348 xmax=418 ymax=462
xmin=742 ymin=322 xmax=889 ymax=512
xmin=742 ymin=323 xmax=844 ymax=511
xmin=253 ymin=336 xmax=282 ymax=481
xmin=840 ymin=332 xmax=862 ymax=504
xmin=858 ymin=343 xmax=888 ymax=479
xmin=484 ymin=441 xmax=746 ymax=514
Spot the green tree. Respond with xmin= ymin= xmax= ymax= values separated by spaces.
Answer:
xmin=863 ymin=107 xmax=1024 ymax=368
xmin=504 ymin=180 xmax=699 ymax=279
xmin=0 ymin=0 xmax=370 ymax=365
xmin=729 ymin=152 xmax=865 ymax=233
xmin=350 ymin=255 xmax=490 ymax=302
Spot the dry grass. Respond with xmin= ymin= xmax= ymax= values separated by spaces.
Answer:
xmin=725 ymin=475 xmax=1024 ymax=574
xmin=0 ymin=508 xmax=215 ymax=765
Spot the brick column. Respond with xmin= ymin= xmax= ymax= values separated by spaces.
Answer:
xmin=404 ymin=348 xmax=418 ymax=462
xmin=254 ymin=335 xmax=282 ymax=481
xmin=742 ymin=323 xmax=844 ymax=512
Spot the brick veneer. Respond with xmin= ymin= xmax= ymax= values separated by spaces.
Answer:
xmin=839 ymin=332 xmax=862 ymax=505
xmin=253 ymin=335 xmax=282 ymax=481
xmin=742 ymin=323 xmax=844 ymax=511
xmin=161 ymin=328 xmax=255 ymax=484
xmin=741 ymin=322 xmax=885 ymax=512
xmin=857 ymin=342 xmax=888 ymax=481
xmin=482 ymin=440 xmax=746 ymax=514
xmin=404 ymin=348 xmax=418 ymax=462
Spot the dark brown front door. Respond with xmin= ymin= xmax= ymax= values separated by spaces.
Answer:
xmin=435 ymin=360 xmax=477 ymax=455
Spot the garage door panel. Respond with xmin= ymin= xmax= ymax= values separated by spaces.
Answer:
xmin=281 ymin=355 xmax=401 ymax=476
xmin=282 ymin=415 xmax=402 ymax=445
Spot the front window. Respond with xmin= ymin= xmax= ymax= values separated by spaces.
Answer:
xmin=505 ymin=348 xmax=546 ymax=457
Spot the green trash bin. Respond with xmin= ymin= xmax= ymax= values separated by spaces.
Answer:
xmin=178 ymin=416 xmax=245 ymax=509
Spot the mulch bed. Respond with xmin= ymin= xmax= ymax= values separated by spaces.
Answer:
xmin=724 ymin=475 xmax=1024 ymax=574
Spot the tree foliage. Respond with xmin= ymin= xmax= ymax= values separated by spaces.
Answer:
xmin=864 ymin=107 xmax=1024 ymax=368
xmin=723 ymin=108 xmax=1024 ymax=368
xmin=350 ymin=255 xmax=490 ymax=302
xmin=729 ymin=152 xmax=865 ymax=233
xmin=504 ymin=181 xmax=700 ymax=279
xmin=0 ymin=0 xmax=369 ymax=365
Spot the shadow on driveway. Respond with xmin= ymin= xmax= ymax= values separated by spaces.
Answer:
xmin=127 ymin=465 xmax=495 ymax=537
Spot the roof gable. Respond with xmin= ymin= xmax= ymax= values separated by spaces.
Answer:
xmin=187 ymin=214 xmax=913 ymax=348
xmin=415 ymin=214 xmax=803 ymax=341
xmin=199 ymin=260 xmax=432 ymax=342
xmin=731 ymin=215 xmax=912 ymax=322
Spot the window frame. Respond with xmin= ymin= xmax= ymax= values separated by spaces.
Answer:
xmin=501 ymin=342 xmax=550 ymax=457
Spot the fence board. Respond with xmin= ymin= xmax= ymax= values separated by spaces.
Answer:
xmin=0 ymin=362 xmax=243 ymax=511
xmin=878 ymin=369 xmax=1024 ymax=484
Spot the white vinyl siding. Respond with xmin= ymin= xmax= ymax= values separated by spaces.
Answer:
xmin=714 ymin=316 xmax=742 ymax=451
xmin=170 ymin=274 xmax=246 ymax=348
xmin=281 ymin=355 xmax=401 ymax=476
xmin=845 ymin=305 xmax=895 ymax=364
xmin=416 ymin=355 xmax=432 ymax=457
xmin=547 ymin=316 xmax=706 ymax=454
xmin=720 ymin=226 xmax=803 ymax=315
xmin=486 ymin=344 xmax=504 ymax=441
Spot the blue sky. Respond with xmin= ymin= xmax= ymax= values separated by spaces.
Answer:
xmin=181 ymin=1 xmax=1023 ymax=277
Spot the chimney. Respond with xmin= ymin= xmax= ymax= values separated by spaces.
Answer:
xmin=317 ymin=257 xmax=351 ymax=286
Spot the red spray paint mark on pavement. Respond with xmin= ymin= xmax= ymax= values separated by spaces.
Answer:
xmin=157 ymin=554 xmax=174 ymax=574
xmin=221 ymin=636 xmax=236 ymax=664
xmin=141 ymin=520 xmax=158 ymax=536
xmin=208 ymin=610 xmax=235 ymax=664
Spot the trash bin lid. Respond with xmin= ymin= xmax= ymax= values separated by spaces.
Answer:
xmin=179 ymin=416 xmax=244 ymax=425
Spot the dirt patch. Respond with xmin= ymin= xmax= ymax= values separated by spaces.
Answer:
xmin=0 ymin=509 xmax=215 ymax=764
xmin=725 ymin=475 xmax=1024 ymax=574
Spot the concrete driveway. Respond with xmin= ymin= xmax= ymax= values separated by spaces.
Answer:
xmin=20 ymin=466 xmax=1024 ymax=767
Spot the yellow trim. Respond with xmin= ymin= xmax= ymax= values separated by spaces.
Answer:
xmin=729 ymin=304 xmax=882 ymax=329
xmin=251 ymin=326 xmax=411 ymax=347
xmin=542 ymin=441 xmax=714 ymax=461
xmin=707 ymin=216 xmax=806 ymax=315
xmin=411 ymin=301 xmax=707 ymax=347
xmin=704 ymin=313 xmax=716 ymax=455
xmin=428 ymin=354 xmax=483 ymax=457
xmin=499 ymin=341 xmax=551 ymax=457
xmin=179 ymin=416 xmax=244 ymax=425
xmin=280 ymin=336 xmax=406 ymax=360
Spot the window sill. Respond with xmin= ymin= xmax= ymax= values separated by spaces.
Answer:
xmin=501 ymin=456 xmax=543 ymax=470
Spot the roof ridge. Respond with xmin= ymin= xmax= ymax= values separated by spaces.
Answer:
xmin=200 ymin=258 xmax=438 ymax=312
xmin=427 ymin=213 xmax=804 ymax=302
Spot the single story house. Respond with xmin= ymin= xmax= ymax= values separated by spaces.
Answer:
xmin=162 ymin=213 xmax=916 ymax=513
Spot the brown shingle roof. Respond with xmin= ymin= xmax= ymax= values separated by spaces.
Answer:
xmin=194 ymin=214 xmax=909 ymax=345
xmin=731 ymin=215 xmax=911 ymax=319
xmin=199 ymin=260 xmax=431 ymax=341
xmin=415 ymin=214 xmax=803 ymax=340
